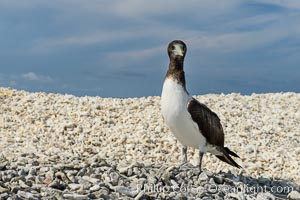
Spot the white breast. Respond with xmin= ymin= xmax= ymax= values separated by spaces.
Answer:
xmin=161 ymin=78 xmax=206 ymax=149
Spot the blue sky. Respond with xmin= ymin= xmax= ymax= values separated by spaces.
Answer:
xmin=0 ymin=0 xmax=299 ymax=97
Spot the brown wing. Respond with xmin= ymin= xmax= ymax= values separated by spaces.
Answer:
xmin=187 ymin=98 xmax=224 ymax=146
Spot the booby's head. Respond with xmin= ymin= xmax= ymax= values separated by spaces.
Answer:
xmin=168 ymin=40 xmax=187 ymax=59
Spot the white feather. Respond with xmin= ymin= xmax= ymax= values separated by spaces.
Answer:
xmin=161 ymin=78 xmax=207 ymax=150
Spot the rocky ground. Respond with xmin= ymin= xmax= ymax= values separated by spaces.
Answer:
xmin=0 ymin=88 xmax=299 ymax=199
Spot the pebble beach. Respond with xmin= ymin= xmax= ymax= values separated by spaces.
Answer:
xmin=0 ymin=87 xmax=299 ymax=199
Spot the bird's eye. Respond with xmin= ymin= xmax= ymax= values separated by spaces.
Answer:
xmin=182 ymin=46 xmax=185 ymax=51
xmin=171 ymin=46 xmax=175 ymax=50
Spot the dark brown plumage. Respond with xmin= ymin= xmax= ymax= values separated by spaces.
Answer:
xmin=187 ymin=98 xmax=224 ymax=146
xmin=188 ymin=98 xmax=241 ymax=168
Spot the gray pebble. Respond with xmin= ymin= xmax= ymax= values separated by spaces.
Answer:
xmin=48 ymin=178 xmax=67 ymax=190
xmin=39 ymin=167 xmax=49 ymax=173
xmin=29 ymin=167 xmax=37 ymax=176
xmin=90 ymin=184 xmax=101 ymax=192
xmin=63 ymin=193 xmax=89 ymax=200
xmin=17 ymin=190 xmax=41 ymax=200
xmin=175 ymin=193 xmax=188 ymax=200
xmin=0 ymin=186 xmax=9 ymax=193
xmin=68 ymin=183 xmax=82 ymax=191
xmin=226 ymin=192 xmax=241 ymax=200
xmin=110 ymin=172 xmax=120 ymax=185
xmin=115 ymin=186 xmax=139 ymax=198
xmin=66 ymin=172 xmax=76 ymax=182
xmin=18 ymin=168 xmax=27 ymax=177
xmin=133 ymin=167 xmax=140 ymax=175
xmin=0 ymin=193 xmax=9 ymax=199
xmin=55 ymin=171 xmax=70 ymax=183
xmin=0 ymin=162 xmax=7 ymax=170
xmin=288 ymin=191 xmax=300 ymax=200
xmin=31 ymin=183 xmax=44 ymax=191
xmin=35 ymin=175 xmax=44 ymax=184
xmin=10 ymin=176 xmax=26 ymax=184
xmin=198 ymin=172 xmax=209 ymax=182
xmin=147 ymin=175 xmax=157 ymax=185
xmin=214 ymin=175 xmax=224 ymax=184
xmin=44 ymin=169 xmax=55 ymax=183
xmin=134 ymin=191 xmax=148 ymax=200
xmin=78 ymin=180 xmax=92 ymax=190
xmin=258 ymin=177 xmax=270 ymax=185
xmin=97 ymin=187 xmax=110 ymax=196
xmin=256 ymin=192 xmax=275 ymax=200
xmin=11 ymin=185 xmax=21 ymax=193
xmin=30 ymin=159 xmax=39 ymax=166
xmin=19 ymin=179 xmax=30 ymax=189
xmin=127 ymin=168 xmax=133 ymax=176
xmin=209 ymin=177 xmax=215 ymax=184
xmin=40 ymin=186 xmax=63 ymax=198
xmin=82 ymin=175 xmax=100 ymax=184
xmin=77 ymin=168 xmax=86 ymax=176
xmin=170 ymin=179 xmax=179 ymax=189
xmin=161 ymin=169 xmax=173 ymax=184
xmin=17 ymin=157 xmax=28 ymax=165
xmin=130 ymin=178 xmax=146 ymax=190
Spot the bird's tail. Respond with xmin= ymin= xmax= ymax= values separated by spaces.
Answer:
xmin=215 ymin=147 xmax=242 ymax=169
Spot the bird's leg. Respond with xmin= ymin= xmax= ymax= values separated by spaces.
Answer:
xmin=179 ymin=145 xmax=194 ymax=170
xmin=181 ymin=145 xmax=188 ymax=164
xmin=199 ymin=151 xmax=204 ymax=172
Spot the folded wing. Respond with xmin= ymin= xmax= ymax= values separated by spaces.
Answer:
xmin=187 ymin=98 xmax=224 ymax=146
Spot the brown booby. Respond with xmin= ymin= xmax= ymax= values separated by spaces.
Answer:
xmin=161 ymin=40 xmax=241 ymax=171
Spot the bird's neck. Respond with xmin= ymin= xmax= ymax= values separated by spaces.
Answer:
xmin=169 ymin=57 xmax=184 ymax=70
xmin=165 ymin=58 xmax=187 ymax=92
